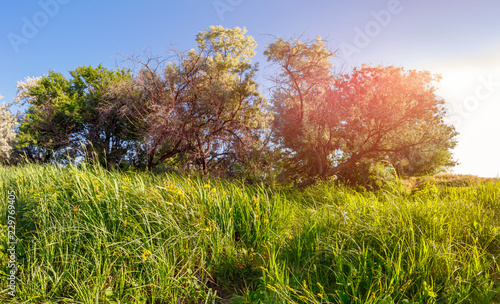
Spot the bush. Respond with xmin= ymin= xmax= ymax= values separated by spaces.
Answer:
xmin=336 ymin=160 xmax=399 ymax=190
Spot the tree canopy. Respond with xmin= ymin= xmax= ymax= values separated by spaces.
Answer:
xmin=266 ymin=37 xmax=457 ymax=185
xmin=0 ymin=95 xmax=17 ymax=163
xmin=15 ymin=66 xmax=136 ymax=166
xmin=9 ymin=28 xmax=458 ymax=185
xmin=113 ymin=26 xmax=268 ymax=173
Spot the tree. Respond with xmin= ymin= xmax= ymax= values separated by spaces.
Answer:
xmin=387 ymin=142 xmax=457 ymax=177
xmin=266 ymin=37 xmax=457 ymax=184
xmin=332 ymin=65 xmax=457 ymax=180
xmin=15 ymin=66 xmax=137 ymax=166
xmin=0 ymin=95 xmax=17 ymax=163
xmin=264 ymin=36 xmax=339 ymax=180
xmin=115 ymin=26 xmax=268 ymax=173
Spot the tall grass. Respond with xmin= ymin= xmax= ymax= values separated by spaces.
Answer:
xmin=0 ymin=163 xmax=499 ymax=303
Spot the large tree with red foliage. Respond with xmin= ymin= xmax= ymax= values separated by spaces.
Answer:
xmin=266 ymin=37 xmax=457 ymax=184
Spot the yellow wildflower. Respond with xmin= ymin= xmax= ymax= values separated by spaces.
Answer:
xmin=263 ymin=213 xmax=269 ymax=224
xmin=141 ymin=249 xmax=151 ymax=261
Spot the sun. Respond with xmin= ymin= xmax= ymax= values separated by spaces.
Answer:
xmin=430 ymin=63 xmax=500 ymax=177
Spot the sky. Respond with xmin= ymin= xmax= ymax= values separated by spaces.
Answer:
xmin=1 ymin=0 xmax=499 ymax=177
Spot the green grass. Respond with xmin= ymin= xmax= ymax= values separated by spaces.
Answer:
xmin=0 ymin=163 xmax=499 ymax=303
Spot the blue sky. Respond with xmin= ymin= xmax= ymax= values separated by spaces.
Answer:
xmin=1 ymin=0 xmax=500 ymax=176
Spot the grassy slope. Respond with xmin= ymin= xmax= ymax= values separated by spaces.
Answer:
xmin=0 ymin=164 xmax=499 ymax=303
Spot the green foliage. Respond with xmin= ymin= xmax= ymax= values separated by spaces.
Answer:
xmin=0 ymin=164 xmax=499 ymax=303
xmin=11 ymin=29 xmax=459 ymax=185
xmin=266 ymin=36 xmax=458 ymax=185
xmin=265 ymin=36 xmax=336 ymax=181
xmin=336 ymin=160 xmax=399 ymax=191
xmin=117 ymin=26 xmax=268 ymax=175
xmin=3 ymin=25 xmax=492 ymax=303
xmin=390 ymin=142 xmax=458 ymax=177
xmin=15 ymin=65 xmax=136 ymax=166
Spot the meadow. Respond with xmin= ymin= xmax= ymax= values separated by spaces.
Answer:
xmin=0 ymin=163 xmax=499 ymax=303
